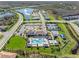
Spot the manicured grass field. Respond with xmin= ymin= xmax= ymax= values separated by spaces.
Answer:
xmin=48 ymin=15 xmax=55 ymax=21
xmin=5 ymin=35 xmax=26 ymax=50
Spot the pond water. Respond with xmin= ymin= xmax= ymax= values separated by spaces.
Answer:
xmin=16 ymin=8 xmax=33 ymax=20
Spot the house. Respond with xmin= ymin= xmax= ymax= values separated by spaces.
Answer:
xmin=45 ymin=17 xmax=50 ymax=20
xmin=32 ymin=17 xmax=40 ymax=20
xmin=27 ymin=30 xmax=36 ymax=35
xmin=0 ymin=26 xmax=7 ymax=32
xmin=43 ymin=13 xmax=50 ymax=20
xmin=36 ymin=30 xmax=47 ymax=35
xmin=49 ymin=40 xmax=58 ymax=45
xmin=60 ymin=34 xmax=65 ymax=38
xmin=51 ymin=31 xmax=59 ymax=37
xmin=0 ymin=12 xmax=14 ymax=19
xmin=62 ymin=15 xmax=79 ymax=20
xmin=47 ymin=24 xmax=58 ymax=30
xmin=0 ymin=12 xmax=15 ymax=25
xmin=0 ymin=51 xmax=17 ymax=58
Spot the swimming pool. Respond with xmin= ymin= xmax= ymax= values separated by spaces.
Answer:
xmin=28 ymin=37 xmax=49 ymax=47
xmin=31 ymin=38 xmax=44 ymax=45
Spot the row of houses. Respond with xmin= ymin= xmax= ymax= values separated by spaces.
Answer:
xmin=32 ymin=9 xmax=40 ymax=20
xmin=54 ymin=9 xmax=79 ymax=20
xmin=41 ymin=10 xmax=50 ymax=20
xmin=0 ymin=12 xmax=16 ymax=31
xmin=27 ymin=30 xmax=47 ymax=36
xmin=62 ymin=14 xmax=79 ymax=20
xmin=0 ymin=12 xmax=15 ymax=21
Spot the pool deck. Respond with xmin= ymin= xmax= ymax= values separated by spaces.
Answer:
xmin=28 ymin=37 xmax=49 ymax=47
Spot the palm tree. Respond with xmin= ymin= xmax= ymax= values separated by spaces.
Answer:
xmin=37 ymin=44 xmax=39 ymax=50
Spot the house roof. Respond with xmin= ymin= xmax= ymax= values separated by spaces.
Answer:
xmin=0 ymin=51 xmax=17 ymax=58
xmin=52 ymin=31 xmax=59 ymax=36
xmin=36 ymin=30 xmax=47 ymax=35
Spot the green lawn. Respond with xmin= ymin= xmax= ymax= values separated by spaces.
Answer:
xmin=5 ymin=35 xmax=26 ymax=50
xmin=48 ymin=15 xmax=55 ymax=21
xmin=58 ymin=16 xmax=63 ymax=21
xmin=58 ymin=17 xmax=76 ymax=55
xmin=59 ymin=31 xmax=64 ymax=34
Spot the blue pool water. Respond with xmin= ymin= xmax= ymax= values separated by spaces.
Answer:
xmin=32 ymin=38 xmax=44 ymax=45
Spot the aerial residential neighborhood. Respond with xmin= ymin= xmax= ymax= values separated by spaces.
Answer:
xmin=0 ymin=1 xmax=79 ymax=58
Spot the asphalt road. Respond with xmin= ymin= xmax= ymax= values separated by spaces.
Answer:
xmin=38 ymin=11 xmax=47 ymax=31
xmin=0 ymin=13 xmax=23 ymax=49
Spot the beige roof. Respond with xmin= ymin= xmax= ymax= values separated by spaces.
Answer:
xmin=0 ymin=51 xmax=17 ymax=58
